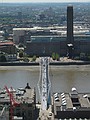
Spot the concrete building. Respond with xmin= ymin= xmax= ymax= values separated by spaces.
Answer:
xmin=14 ymin=88 xmax=36 ymax=120
xmin=52 ymin=90 xmax=90 ymax=119
xmin=13 ymin=26 xmax=89 ymax=44
xmin=0 ymin=85 xmax=36 ymax=120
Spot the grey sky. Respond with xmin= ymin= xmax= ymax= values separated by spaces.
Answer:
xmin=0 ymin=0 xmax=90 ymax=3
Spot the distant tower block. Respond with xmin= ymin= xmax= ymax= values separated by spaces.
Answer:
xmin=38 ymin=57 xmax=51 ymax=110
xmin=67 ymin=5 xmax=74 ymax=58
xmin=18 ymin=12 xmax=22 ymax=21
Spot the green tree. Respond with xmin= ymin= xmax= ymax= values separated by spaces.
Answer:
xmin=56 ymin=53 xmax=59 ymax=61
xmin=52 ymin=52 xmax=56 ymax=60
xmin=19 ymin=51 xmax=24 ymax=58
xmin=0 ymin=54 xmax=7 ymax=62
xmin=52 ymin=52 xmax=60 ymax=61
xmin=32 ymin=55 xmax=36 ymax=62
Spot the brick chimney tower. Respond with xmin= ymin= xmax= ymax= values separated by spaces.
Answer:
xmin=67 ymin=5 xmax=74 ymax=58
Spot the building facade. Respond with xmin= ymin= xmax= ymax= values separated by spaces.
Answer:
xmin=0 ymin=86 xmax=36 ymax=120
xmin=13 ymin=5 xmax=90 ymax=57
xmin=0 ymin=41 xmax=17 ymax=54
xmin=25 ymin=35 xmax=90 ymax=57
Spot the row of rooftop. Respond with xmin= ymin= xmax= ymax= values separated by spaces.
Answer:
xmin=0 ymin=85 xmax=90 ymax=120
xmin=0 ymin=25 xmax=90 ymax=41
xmin=1 ymin=85 xmax=90 ymax=119
xmin=0 ymin=5 xmax=90 ymax=60
xmin=52 ymin=88 xmax=90 ymax=119
xmin=0 ymin=83 xmax=36 ymax=120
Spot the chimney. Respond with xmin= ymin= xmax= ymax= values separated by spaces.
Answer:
xmin=67 ymin=5 xmax=74 ymax=58
xmin=67 ymin=5 xmax=73 ymax=44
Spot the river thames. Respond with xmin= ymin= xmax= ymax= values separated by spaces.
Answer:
xmin=0 ymin=65 xmax=90 ymax=102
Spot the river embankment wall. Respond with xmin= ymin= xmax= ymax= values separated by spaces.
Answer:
xmin=0 ymin=61 xmax=90 ymax=66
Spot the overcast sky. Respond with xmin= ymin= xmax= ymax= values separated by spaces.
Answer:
xmin=0 ymin=0 xmax=90 ymax=3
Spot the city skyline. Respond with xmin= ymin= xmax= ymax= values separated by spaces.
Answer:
xmin=0 ymin=0 xmax=90 ymax=3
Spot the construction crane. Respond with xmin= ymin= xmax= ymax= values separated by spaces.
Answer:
xmin=4 ymin=86 xmax=19 ymax=120
xmin=38 ymin=57 xmax=51 ymax=110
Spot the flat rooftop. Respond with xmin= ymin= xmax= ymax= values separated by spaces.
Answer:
xmin=0 ymin=87 xmax=35 ymax=104
xmin=53 ymin=91 xmax=90 ymax=119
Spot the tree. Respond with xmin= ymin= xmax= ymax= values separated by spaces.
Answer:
xmin=56 ymin=53 xmax=59 ymax=61
xmin=18 ymin=43 xmax=24 ymax=48
xmin=52 ymin=52 xmax=60 ymax=61
xmin=31 ymin=55 xmax=36 ymax=62
xmin=0 ymin=54 xmax=7 ymax=62
xmin=19 ymin=51 xmax=23 ymax=58
xmin=52 ymin=52 xmax=56 ymax=60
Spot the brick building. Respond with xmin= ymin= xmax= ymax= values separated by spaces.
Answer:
xmin=0 ymin=41 xmax=17 ymax=54
xmin=25 ymin=35 xmax=90 ymax=57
